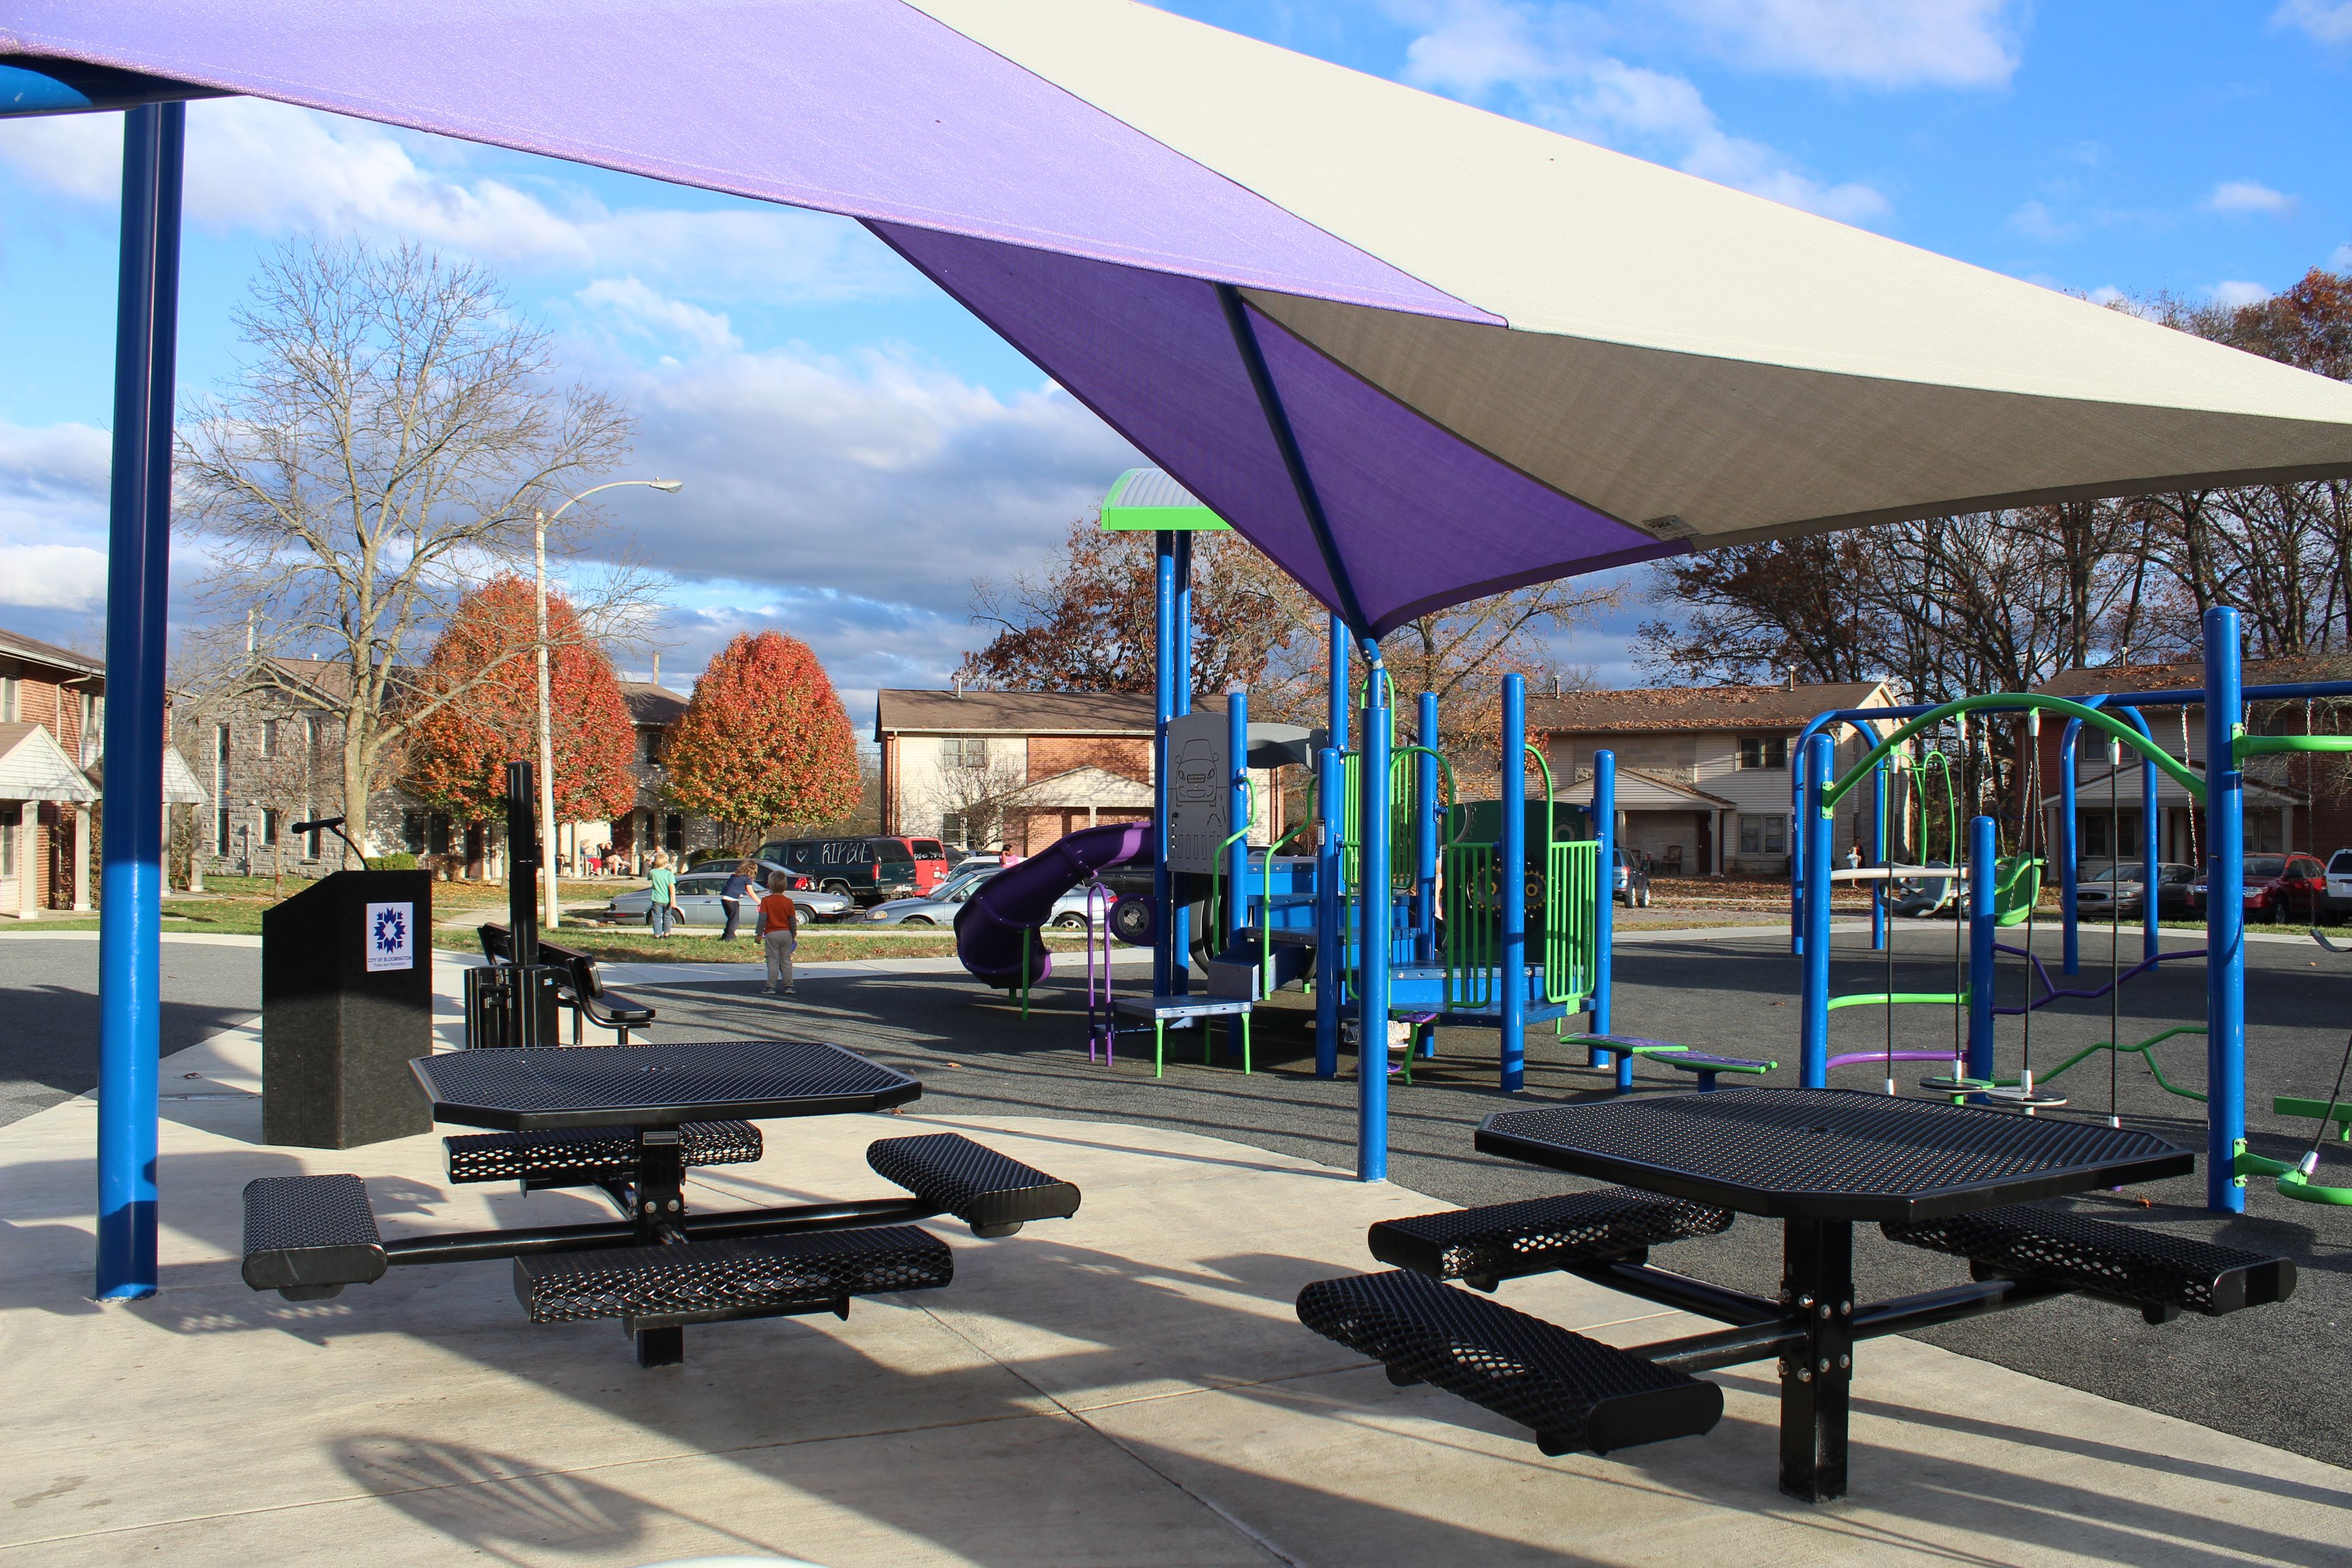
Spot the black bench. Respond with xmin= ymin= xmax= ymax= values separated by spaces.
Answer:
xmin=1297 ymin=1269 xmax=1724 ymax=1456
xmin=537 ymin=940 xmax=658 ymax=1045
xmin=515 ymin=1226 xmax=954 ymax=1331
xmin=1883 ymin=1204 xmax=2297 ymax=1323
xmin=1370 ymin=1187 xmax=1734 ymax=1292
xmin=868 ymin=1131 xmax=1084 ymax=1237
xmin=243 ymin=1174 xmax=387 ymax=1300
xmin=445 ymin=1120 xmax=763 ymax=1188
xmin=1656 ymin=1050 xmax=1776 ymax=1091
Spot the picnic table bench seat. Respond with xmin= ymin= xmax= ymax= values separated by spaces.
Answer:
xmin=1883 ymin=1204 xmax=2296 ymax=1322
xmin=445 ymin=1120 xmax=763 ymax=1188
xmin=243 ymin=1174 xmax=387 ymax=1300
xmin=1655 ymin=1050 xmax=1776 ymax=1090
xmin=868 ymin=1132 xmax=1082 ymax=1237
xmin=515 ymin=1225 xmax=954 ymax=1330
xmin=1370 ymin=1188 xmax=1734 ymax=1292
xmin=536 ymin=940 xmax=658 ymax=1044
xmin=1297 ymin=1269 xmax=1724 ymax=1456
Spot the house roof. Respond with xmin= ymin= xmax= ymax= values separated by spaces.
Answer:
xmin=2043 ymin=762 xmax=2302 ymax=810
xmin=1556 ymin=763 xmax=1736 ymax=810
xmin=876 ymin=688 xmax=1225 ymax=739
xmin=1529 ymin=680 xmax=1893 ymax=734
xmin=254 ymin=655 xmax=416 ymax=706
xmin=2037 ymin=657 xmax=2351 ymax=699
xmin=0 ymin=721 xmax=96 ymax=802
xmin=84 ymin=744 xmax=208 ymax=805
xmin=620 ymin=680 xmax=688 ymax=727
xmin=0 ymin=627 xmax=104 ymax=682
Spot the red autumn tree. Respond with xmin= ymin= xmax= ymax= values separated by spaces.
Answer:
xmin=401 ymin=576 xmax=638 ymax=825
xmin=662 ymin=631 xmax=860 ymax=844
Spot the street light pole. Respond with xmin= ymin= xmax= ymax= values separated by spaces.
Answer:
xmin=530 ymin=477 xmax=684 ymax=930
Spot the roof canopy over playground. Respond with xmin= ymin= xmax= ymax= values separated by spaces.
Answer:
xmin=10 ymin=0 xmax=2352 ymax=636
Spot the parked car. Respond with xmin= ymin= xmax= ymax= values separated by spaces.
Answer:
xmin=753 ymin=835 xmax=928 ymax=904
xmin=2185 ymin=854 xmax=2328 ymax=924
xmin=862 ymin=868 xmax=1129 ymax=927
xmin=599 ymin=859 xmax=854 ymax=929
xmin=2326 ymin=849 xmax=2352 ymax=916
xmin=1612 ymin=847 xmax=1651 ymax=908
xmin=2150 ymin=862 xmax=2201 ymax=919
xmin=2076 ymin=861 xmax=2196 ymax=921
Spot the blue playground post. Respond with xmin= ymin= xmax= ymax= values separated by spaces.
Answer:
xmin=2059 ymin=699 xmax=2163 ymax=972
xmin=1967 ymin=814 xmax=1997 ymax=1087
xmin=1798 ymin=733 xmax=1834 ymax=1088
xmin=1357 ymin=650 xmax=1392 ymax=1181
xmin=2059 ymin=719 xmax=2081 ymax=974
xmin=1871 ymin=747 xmax=1888 ymax=952
xmin=1500 ymin=674 xmax=1527 ymax=1091
xmin=1415 ymin=691 xmax=1439 ymax=964
xmin=1591 ymin=750 xmax=1623 ymax=1087
xmin=1314 ymin=745 xmax=1343 ymax=1078
xmin=2203 ymin=605 xmax=2246 ymax=1214
xmin=1790 ymin=741 xmax=1806 ymax=955
xmin=1226 ymin=688 xmax=1248 ymax=948
xmin=2132 ymin=706 xmax=2158 ymax=963
xmin=1170 ymin=532 xmax=1193 ymax=995
xmin=96 ymin=100 xmax=185 ymax=1302
xmin=1152 ymin=532 xmax=1175 ymax=997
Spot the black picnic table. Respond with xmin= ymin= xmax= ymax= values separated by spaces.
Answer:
xmin=1475 ymin=1088 xmax=2196 ymax=1501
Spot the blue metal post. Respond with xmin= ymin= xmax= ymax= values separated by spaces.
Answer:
xmin=1790 ymin=743 xmax=1806 ymax=955
xmin=1314 ymin=747 xmax=1343 ymax=1079
xmin=1591 ymin=750 xmax=1621 ymax=1084
xmin=96 ymin=100 xmax=184 ymax=1302
xmin=1357 ymin=656 xmax=1391 ymax=1181
xmin=1799 ymin=734 xmax=1834 ymax=1088
xmin=1500 ymin=676 xmax=1528 ymax=1091
xmin=2132 ymin=706 xmax=2159 ymax=963
xmin=1152 ymin=533 xmax=1175 ymax=998
xmin=2059 ymin=720 xmax=2081 ymax=973
xmin=1415 ymin=691 xmax=1439 ymax=963
xmin=2203 ymin=606 xmax=2245 ymax=1214
xmin=1871 ymin=756 xmax=1888 ymax=952
xmin=1170 ymin=532 xmax=1193 ymax=995
xmin=1967 ymin=814 xmax=1997 ymax=1087
xmin=1225 ymin=688 xmax=1248 ymax=948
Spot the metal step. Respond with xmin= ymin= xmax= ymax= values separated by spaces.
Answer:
xmin=867 ymin=1132 xmax=1081 ymax=1237
xmin=1882 ymin=1204 xmax=2295 ymax=1321
xmin=514 ymin=1226 xmax=952 ymax=1329
xmin=242 ymin=1174 xmax=386 ymax=1300
xmin=445 ymin=1120 xmax=763 ymax=1187
xmin=1370 ymin=1187 xmax=1735 ymax=1291
xmin=1297 ymin=1269 xmax=1724 ymax=1456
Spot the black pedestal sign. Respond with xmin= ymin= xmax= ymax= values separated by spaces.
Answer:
xmin=262 ymin=869 xmax=435 ymax=1148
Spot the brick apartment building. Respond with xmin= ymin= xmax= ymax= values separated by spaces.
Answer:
xmin=0 ymin=628 xmax=102 ymax=916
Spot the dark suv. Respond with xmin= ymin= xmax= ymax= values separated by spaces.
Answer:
xmin=756 ymin=836 xmax=921 ymax=905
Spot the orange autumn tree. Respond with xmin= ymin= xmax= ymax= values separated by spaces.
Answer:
xmin=402 ymin=576 xmax=638 ymax=828
xmin=663 ymin=631 xmax=860 ymax=847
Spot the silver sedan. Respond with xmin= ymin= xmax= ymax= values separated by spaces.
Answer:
xmin=862 ymin=872 xmax=1110 ymax=928
xmin=599 ymin=860 xmax=855 ymax=929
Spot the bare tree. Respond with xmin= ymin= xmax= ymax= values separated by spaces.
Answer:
xmin=921 ymin=750 xmax=1033 ymax=850
xmin=175 ymin=238 xmax=658 ymax=861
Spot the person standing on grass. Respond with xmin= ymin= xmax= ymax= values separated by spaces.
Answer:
xmin=647 ymin=852 xmax=676 ymax=938
xmin=720 ymin=860 xmax=756 ymax=941
xmin=758 ymin=872 xmax=799 ymax=995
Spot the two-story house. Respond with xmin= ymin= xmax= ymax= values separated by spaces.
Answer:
xmin=0 ymin=627 xmax=102 ymax=916
xmin=1529 ymin=680 xmax=1901 ymax=876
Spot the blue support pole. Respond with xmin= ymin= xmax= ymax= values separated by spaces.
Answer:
xmin=1415 ymin=691 xmax=1439 ymax=964
xmin=1871 ymin=756 xmax=1888 ymax=952
xmin=1500 ymin=676 xmax=1528 ymax=1092
xmin=1225 ymin=688 xmax=1248 ymax=948
xmin=1152 ymin=532 xmax=1175 ymax=998
xmin=2203 ymin=606 xmax=2245 ymax=1214
xmin=96 ymin=100 xmax=184 ymax=1302
xmin=1314 ymin=746 xmax=1343 ymax=1079
xmin=1799 ymin=733 xmax=1834 ymax=1088
xmin=1790 ymin=743 xmax=1805 ymax=955
xmin=1591 ymin=750 xmax=1621 ymax=1084
xmin=2059 ymin=720 xmax=2081 ymax=973
xmin=1967 ymin=814 xmax=1997 ymax=1088
xmin=1357 ymin=657 xmax=1392 ymax=1181
xmin=2132 ymin=706 xmax=2159 ymax=963
xmin=1170 ymin=532 xmax=1194 ymax=995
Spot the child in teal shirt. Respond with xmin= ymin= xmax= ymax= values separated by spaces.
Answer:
xmin=646 ymin=854 xmax=676 ymax=937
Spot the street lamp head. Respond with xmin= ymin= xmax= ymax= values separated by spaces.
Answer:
xmin=648 ymin=479 xmax=685 ymax=493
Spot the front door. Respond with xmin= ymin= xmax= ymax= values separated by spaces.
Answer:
xmin=1695 ymin=811 xmax=1712 ymax=876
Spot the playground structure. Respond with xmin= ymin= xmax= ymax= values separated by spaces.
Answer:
xmin=1792 ymin=605 xmax=2352 ymax=1212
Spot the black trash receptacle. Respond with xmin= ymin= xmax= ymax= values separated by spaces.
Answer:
xmin=261 ymin=869 xmax=435 ymax=1148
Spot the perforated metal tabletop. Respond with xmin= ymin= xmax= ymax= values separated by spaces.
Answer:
xmin=1477 ymin=1088 xmax=2192 ymax=1222
xmin=410 ymin=1041 xmax=923 ymax=1131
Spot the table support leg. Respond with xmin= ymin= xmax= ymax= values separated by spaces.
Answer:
xmin=1778 ymin=1218 xmax=1854 ymax=1503
xmin=633 ymin=1128 xmax=687 ymax=1369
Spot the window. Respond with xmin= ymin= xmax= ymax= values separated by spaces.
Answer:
xmin=911 ymin=839 xmax=945 ymax=860
xmin=260 ymin=809 xmax=279 ymax=846
xmin=1737 ymin=814 xmax=1787 ymax=856
xmin=215 ymin=807 xmax=230 ymax=853
xmin=304 ymin=815 xmax=323 ymax=860
xmin=1 ymin=676 xmax=17 ymax=723
xmin=216 ymin=724 xmax=231 ymax=769
xmin=260 ymin=718 xmax=279 ymax=757
xmin=304 ymin=715 xmax=320 ymax=752
xmin=1736 ymin=736 xmax=1789 ymax=771
xmin=0 ymin=802 xmax=17 ymax=876
xmin=941 ymin=737 xmax=988 ymax=769
xmin=641 ymin=728 xmax=662 ymax=764
xmin=663 ymin=813 xmax=683 ymax=852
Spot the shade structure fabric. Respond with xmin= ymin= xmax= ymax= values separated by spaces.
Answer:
xmin=9 ymin=1 xmax=2352 ymax=634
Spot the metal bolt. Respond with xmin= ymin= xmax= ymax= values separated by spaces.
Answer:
xmin=665 ymin=1198 xmax=680 ymax=1212
xmin=1837 ymin=1354 xmax=1851 ymax=1369
xmin=641 ymin=1202 xmax=655 ymax=1215
xmin=1818 ymin=1357 xmax=1830 ymax=1373
xmin=1798 ymin=1294 xmax=1815 ymax=1310
xmin=1818 ymin=1303 xmax=1832 ymax=1320
xmin=1798 ymin=1367 xmax=1813 ymax=1382
xmin=1839 ymin=1300 xmax=1852 ymax=1316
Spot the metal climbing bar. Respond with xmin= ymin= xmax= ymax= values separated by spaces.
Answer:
xmin=1824 ymin=693 xmax=2207 ymax=811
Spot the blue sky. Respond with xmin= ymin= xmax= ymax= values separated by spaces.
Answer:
xmin=2 ymin=0 xmax=2348 ymax=710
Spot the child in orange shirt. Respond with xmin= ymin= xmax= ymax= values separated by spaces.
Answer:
xmin=757 ymin=873 xmax=799 ymax=995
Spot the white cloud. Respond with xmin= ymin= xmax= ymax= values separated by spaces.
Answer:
xmin=2206 ymin=180 xmax=2297 ymax=217
xmin=0 ymin=543 xmax=108 ymax=611
xmin=2007 ymin=199 xmax=2082 ymax=243
xmin=2086 ymin=284 xmax=2127 ymax=306
xmin=2334 ymin=243 xmax=2352 ymax=270
xmin=1662 ymin=0 xmax=2025 ymax=88
xmin=1401 ymin=1 xmax=1889 ymax=224
xmin=0 ymin=99 xmax=914 ymax=306
xmin=2211 ymin=280 xmax=2272 ymax=309
xmin=0 ymin=420 xmax=113 ymax=612
xmin=2272 ymin=1 xmax=2352 ymax=44
xmin=576 ymin=279 xmax=741 ymax=356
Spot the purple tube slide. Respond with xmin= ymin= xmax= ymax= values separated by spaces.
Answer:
xmin=954 ymin=820 xmax=1155 ymax=989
